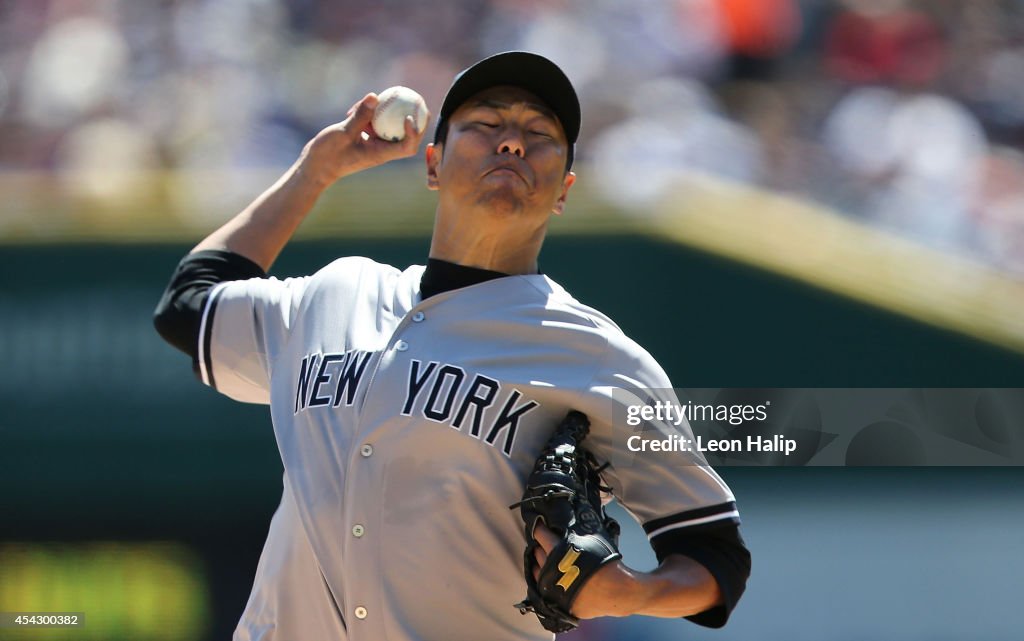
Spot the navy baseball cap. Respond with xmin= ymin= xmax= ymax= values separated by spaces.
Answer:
xmin=434 ymin=52 xmax=580 ymax=166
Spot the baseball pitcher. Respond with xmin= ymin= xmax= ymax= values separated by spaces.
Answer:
xmin=154 ymin=51 xmax=751 ymax=641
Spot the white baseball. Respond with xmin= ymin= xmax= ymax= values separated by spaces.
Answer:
xmin=372 ymin=86 xmax=428 ymax=142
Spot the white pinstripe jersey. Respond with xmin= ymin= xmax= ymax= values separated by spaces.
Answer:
xmin=199 ymin=256 xmax=739 ymax=641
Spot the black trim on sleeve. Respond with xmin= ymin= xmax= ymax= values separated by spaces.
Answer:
xmin=199 ymin=285 xmax=224 ymax=389
xmin=152 ymin=249 xmax=266 ymax=371
xmin=642 ymin=501 xmax=739 ymax=536
xmin=649 ymin=521 xmax=751 ymax=629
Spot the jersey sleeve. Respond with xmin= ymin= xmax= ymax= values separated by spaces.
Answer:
xmin=576 ymin=329 xmax=750 ymax=626
xmin=583 ymin=332 xmax=739 ymax=531
xmin=198 ymin=274 xmax=310 ymax=404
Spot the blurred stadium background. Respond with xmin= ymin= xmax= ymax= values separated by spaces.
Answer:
xmin=2 ymin=0 xmax=1024 ymax=639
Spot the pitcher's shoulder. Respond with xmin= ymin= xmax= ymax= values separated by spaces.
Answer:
xmin=524 ymin=276 xmax=674 ymax=388
xmin=521 ymin=274 xmax=627 ymax=336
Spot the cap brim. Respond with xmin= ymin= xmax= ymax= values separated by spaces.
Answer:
xmin=437 ymin=52 xmax=580 ymax=144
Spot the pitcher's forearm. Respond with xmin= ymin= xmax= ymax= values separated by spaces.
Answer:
xmin=569 ymin=554 xmax=722 ymax=620
xmin=190 ymin=158 xmax=327 ymax=272
xmin=629 ymin=554 xmax=722 ymax=617
xmin=188 ymin=92 xmax=426 ymax=273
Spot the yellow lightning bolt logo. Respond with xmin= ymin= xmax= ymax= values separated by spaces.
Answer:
xmin=555 ymin=547 xmax=581 ymax=591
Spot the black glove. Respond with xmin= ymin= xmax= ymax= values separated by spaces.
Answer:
xmin=510 ymin=410 xmax=622 ymax=633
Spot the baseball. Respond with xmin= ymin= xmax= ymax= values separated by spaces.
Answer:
xmin=372 ymin=86 xmax=429 ymax=142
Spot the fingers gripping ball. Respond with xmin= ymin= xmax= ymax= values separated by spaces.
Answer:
xmin=510 ymin=410 xmax=622 ymax=633
xmin=372 ymin=86 xmax=428 ymax=142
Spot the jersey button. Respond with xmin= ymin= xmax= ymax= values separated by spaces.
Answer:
xmin=360 ymin=444 xmax=373 ymax=457
xmin=354 ymin=606 xmax=368 ymax=620
xmin=395 ymin=340 xmax=409 ymax=352
xmin=412 ymin=311 xmax=425 ymax=322
xmin=352 ymin=524 xmax=365 ymax=537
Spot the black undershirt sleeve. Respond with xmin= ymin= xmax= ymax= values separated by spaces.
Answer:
xmin=152 ymin=250 xmax=267 ymax=368
xmin=648 ymin=521 xmax=751 ymax=628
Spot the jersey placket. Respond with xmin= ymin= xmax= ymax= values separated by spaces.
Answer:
xmin=337 ymin=301 xmax=432 ymax=639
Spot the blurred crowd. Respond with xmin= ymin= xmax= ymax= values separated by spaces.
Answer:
xmin=2 ymin=0 xmax=1024 ymax=274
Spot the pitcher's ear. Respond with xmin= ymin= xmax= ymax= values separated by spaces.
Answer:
xmin=426 ymin=143 xmax=441 ymax=191
xmin=552 ymin=171 xmax=576 ymax=215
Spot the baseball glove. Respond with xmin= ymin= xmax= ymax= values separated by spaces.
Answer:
xmin=510 ymin=410 xmax=622 ymax=633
